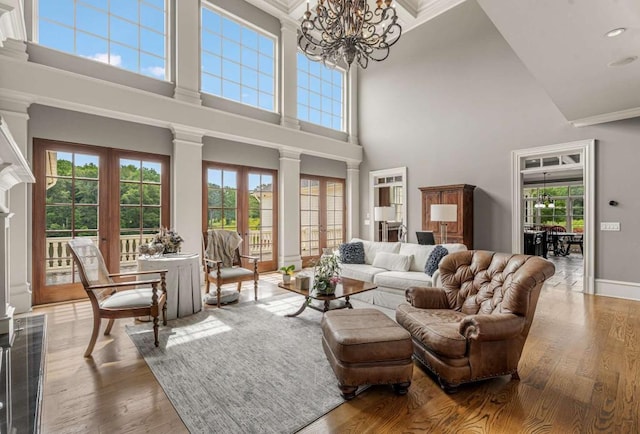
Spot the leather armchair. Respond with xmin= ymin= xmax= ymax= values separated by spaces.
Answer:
xmin=396 ymin=250 xmax=555 ymax=392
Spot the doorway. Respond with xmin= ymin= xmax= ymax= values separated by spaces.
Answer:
xmin=300 ymin=175 xmax=345 ymax=267
xmin=32 ymin=139 xmax=170 ymax=305
xmin=202 ymin=162 xmax=278 ymax=272
xmin=511 ymin=139 xmax=595 ymax=294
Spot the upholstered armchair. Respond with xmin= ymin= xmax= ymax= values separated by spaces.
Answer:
xmin=396 ymin=250 xmax=555 ymax=392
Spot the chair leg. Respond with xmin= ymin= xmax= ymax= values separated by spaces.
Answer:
xmin=162 ymin=302 xmax=167 ymax=326
xmin=103 ymin=319 xmax=115 ymax=336
xmin=153 ymin=315 xmax=159 ymax=347
xmin=84 ymin=315 xmax=101 ymax=358
xmin=236 ymin=281 xmax=242 ymax=293
xmin=217 ymin=284 xmax=221 ymax=308
xmin=254 ymin=278 xmax=258 ymax=301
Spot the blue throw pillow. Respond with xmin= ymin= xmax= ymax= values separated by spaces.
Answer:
xmin=339 ymin=242 xmax=365 ymax=264
xmin=424 ymin=245 xmax=449 ymax=276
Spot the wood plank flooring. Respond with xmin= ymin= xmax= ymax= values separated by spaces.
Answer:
xmin=29 ymin=262 xmax=639 ymax=433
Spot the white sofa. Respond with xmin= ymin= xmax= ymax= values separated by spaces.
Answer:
xmin=340 ymin=238 xmax=467 ymax=310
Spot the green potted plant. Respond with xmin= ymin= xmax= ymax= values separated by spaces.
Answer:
xmin=279 ymin=265 xmax=295 ymax=284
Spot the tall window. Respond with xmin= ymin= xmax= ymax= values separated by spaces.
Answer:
xmin=523 ymin=183 xmax=584 ymax=232
xmin=201 ymin=6 xmax=276 ymax=111
xmin=297 ymin=53 xmax=344 ymax=131
xmin=37 ymin=0 xmax=167 ymax=80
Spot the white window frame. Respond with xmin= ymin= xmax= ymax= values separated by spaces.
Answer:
xmin=200 ymin=2 xmax=279 ymax=113
xmin=296 ymin=52 xmax=346 ymax=132
xmin=34 ymin=0 xmax=170 ymax=81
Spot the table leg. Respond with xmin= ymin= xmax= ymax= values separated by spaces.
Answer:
xmin=323 ymin=300 xmax=331 ymax=312
xmin=285 ymin=297 xmax=310 ymax=317
xmin=345 ymin=296 xmax=353 ymax=309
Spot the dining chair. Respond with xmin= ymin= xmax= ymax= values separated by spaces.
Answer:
xmin=67 ymin=238 xmax=167 ymax=357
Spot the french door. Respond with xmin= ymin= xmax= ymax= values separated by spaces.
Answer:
xmin=203 ymin=162 xmax=278 ymax=272
xmin=300 ymin=176 xmax=345 ymax=267
xmin=32 ymin=139 xmax=170 ymax=305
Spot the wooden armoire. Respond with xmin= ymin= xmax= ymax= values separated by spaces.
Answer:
xmin=419 ymin=184 xmax=476 ymax=248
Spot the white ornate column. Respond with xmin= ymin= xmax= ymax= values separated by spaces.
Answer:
xmin=0 ymin=100 xmax=32 ymax=315
xmin=173 ymin=0 xmax=202 ymax=105
xmin=346 ymin=160 xmax=360 ymax=240
xmin=0 ymin=116 xmax=35 ymax=339
xmin=347 ymin=66 xmax=359 ymax=145
xmin=171 ymin=128 xmax=203 ymax=256
xmin=278 ymin=149 xmax=302 ymax=270
xmin=279 ymin=20 xmax=300 ymax=130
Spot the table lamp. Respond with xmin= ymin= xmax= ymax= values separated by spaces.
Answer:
xmin=430 ymin=204 xmax=457 ymax=244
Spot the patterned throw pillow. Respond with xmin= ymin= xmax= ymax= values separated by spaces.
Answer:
xmin=339 ymin=242 xmax=365 ymax=264
xmin=424 ymin=245 xmax=449 ymax=276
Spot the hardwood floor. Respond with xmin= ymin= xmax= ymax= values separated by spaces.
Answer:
xmin=30 ymin=268 xmax=639 ymax=433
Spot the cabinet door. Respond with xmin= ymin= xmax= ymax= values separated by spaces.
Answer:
xmin=441 ymin=189 xmax=461 ymax=236
xmin=422 ymin=191 xmax=441 ymax=232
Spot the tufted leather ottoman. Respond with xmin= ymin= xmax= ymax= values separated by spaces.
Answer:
xmin=321 ymin=308 xmax=413 ymax=400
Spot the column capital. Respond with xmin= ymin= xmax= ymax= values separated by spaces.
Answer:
xmin=346 ymin=160 xmax=361 ymax=171
xmin=0 ymin=94 xmax=32 ymax=116
xmin=280 ymin=19 xmax=299 ymax=33
xmin=279 ymin=148 xmax=301 ymax=161
xmin=0 ymin=38 xmax=28 ymax=61
xmin=171 ymin=126 xmax=204 ymax=145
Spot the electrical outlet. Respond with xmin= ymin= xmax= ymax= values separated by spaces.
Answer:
xmin=600 ymin=222 xmax=621 ymax=231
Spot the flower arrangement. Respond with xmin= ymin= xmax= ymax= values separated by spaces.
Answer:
xmin=152 ymin=227 xmax=183 ymax=254
xmin=313 ymin=251 xmax=341 ymax=294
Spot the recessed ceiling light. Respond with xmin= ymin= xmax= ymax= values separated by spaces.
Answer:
xmin=608 ymin=56 xmax=638 ymax=67
xmin=605 ymin=27 xmax=626 ymax=38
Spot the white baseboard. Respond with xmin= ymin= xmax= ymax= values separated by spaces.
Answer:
xmin=595 ymin=279 xmax=640 ymax=301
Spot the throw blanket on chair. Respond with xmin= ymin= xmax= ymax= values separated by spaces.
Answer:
xmin=206 ymin=230 xmax=243 ymax=268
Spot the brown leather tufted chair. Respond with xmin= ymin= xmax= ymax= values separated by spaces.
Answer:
xmin=396 ymin=250 xmax=555 ymax=392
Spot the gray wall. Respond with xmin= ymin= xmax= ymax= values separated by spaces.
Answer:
xmin=358 ymin=0 xmax=640 ymax=283
xmin=202 ymin=137 xmax=280 ymax=169
xmin=28 ymin=105 xmax=173 ymax=154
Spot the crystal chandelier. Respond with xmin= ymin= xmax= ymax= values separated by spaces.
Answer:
xmin=534 ymin=172 xmax=555 ymax=209
xmin=298 ymin=0 xmax=403 ymax=69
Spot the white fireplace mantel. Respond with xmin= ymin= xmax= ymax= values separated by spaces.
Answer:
xmin=0 ymin=115 xmax=34 ymax=340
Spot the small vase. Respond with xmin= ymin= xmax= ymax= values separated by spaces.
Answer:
xmin=283 ymin=274 xmax=292 ymax=284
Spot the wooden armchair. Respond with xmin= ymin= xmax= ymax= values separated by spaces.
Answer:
xmin=67 ymin=238 xmax=167 ymax=357
xmin=203 ymin=230 xmax=259 ymax=308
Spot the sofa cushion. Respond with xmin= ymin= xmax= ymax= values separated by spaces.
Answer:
xmin=372 ymin=252 xmax=412 ymax=272
xmin=396 ymin=303 xmax=467 ymax=359
xmin=399 ymin=243 xmax=436 ymax=272
xmin=425 ymin=245 xmax=449 ymax=276
xmin=340 ymin=263 xmax=388 ymax=282
xmin=339 ymin=241 xmax=365 ymax=264
xmin=374 ymin=271 xmax=433 ymax=290
xmin=350 ymin=238 xmax=401 ymax=265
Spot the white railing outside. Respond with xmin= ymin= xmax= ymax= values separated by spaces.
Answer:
xmin=45 ymin=227 xmax=341 ymax=282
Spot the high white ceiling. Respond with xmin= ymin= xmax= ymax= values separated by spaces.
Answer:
xmin=249 ymin=0 xmax=640 ymax=127
xmin=473 ymin=0 xmax=640 ymax=126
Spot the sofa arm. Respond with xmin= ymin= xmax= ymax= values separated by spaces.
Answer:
xmin=405 ymin=286 xmax=449 ymax=309
xmin=459 ymin=314 xmax=526 ymax=341
xmin=430 ymin=269 xmax=441 ymax=287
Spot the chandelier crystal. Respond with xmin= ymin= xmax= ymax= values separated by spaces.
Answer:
xmin=298 ymin=0 xmax=403 ymax=69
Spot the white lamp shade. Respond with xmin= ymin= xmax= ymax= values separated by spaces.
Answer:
xmin=430 ymin=204 xmax=457 ymax=222
xmin=374 ymin=206 xmax=395 ymax=221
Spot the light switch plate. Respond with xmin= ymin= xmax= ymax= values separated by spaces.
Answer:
xmin=600 ymin=222 xmax=621 ymax=231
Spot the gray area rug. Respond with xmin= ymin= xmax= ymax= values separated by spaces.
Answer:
xmin=126 ymin=294 xmax=393 ymax=433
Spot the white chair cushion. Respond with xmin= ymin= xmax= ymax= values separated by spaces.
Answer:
xmin=374 ymin=271 xmax=434 ymax=290
xmin=100 ymin=288 xmax=156 ymax=309
xmin=350 ymin=238 xmax=401 ymax=265
xmin=340 ymin=263 xmax=388 ymax=282
xmin=209 ymin=267 xmax=254 ymax=279
xmin=372 ymin=252 xmax=412 ymax=272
